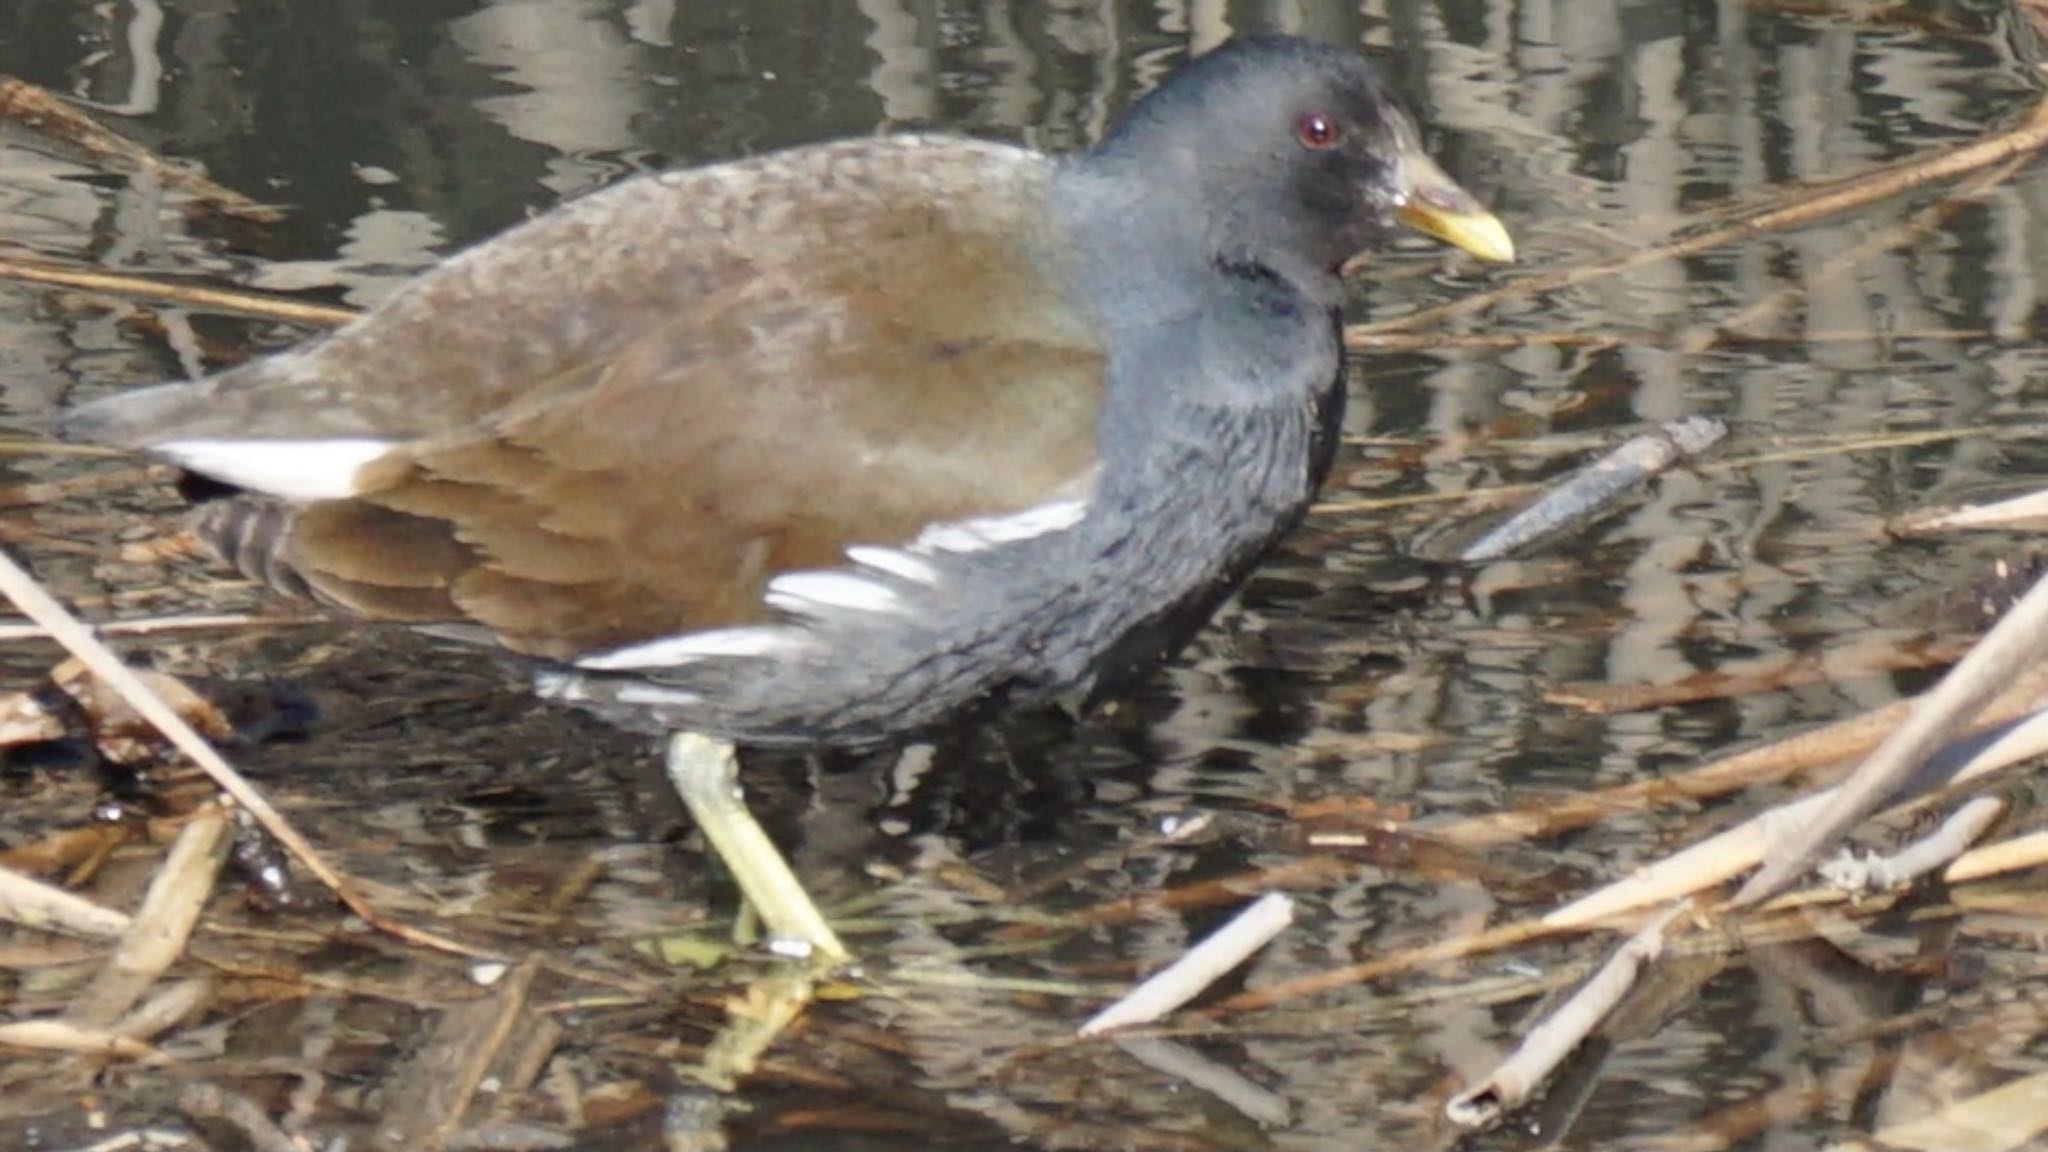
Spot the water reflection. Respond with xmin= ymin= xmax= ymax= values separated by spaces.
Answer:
xmin=2 ymin=1 xmax=2047 ymax=1149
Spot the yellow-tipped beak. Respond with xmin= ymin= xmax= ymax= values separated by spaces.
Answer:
xmin=1397 ymin=198 xmax=1515 ymax=263
xmin=1385 ymin=149 xmax=1515 ymax=263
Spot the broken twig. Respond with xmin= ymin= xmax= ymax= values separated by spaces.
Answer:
xmin=1447 ymin=902 xmax=1690 ymax=1128
xmin=1081 ymin=892 xmax=1294 ymax=1036
xmin=1461 ymin=417 xmax=1727 ymax=563
xmin=1818 ymin=795 xmax=2006 ymax=895
xmin=1737 ymin=567 xmax=2048 ymax=905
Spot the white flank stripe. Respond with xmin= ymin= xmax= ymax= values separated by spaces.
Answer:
xmin=611 ymin=682 xmax=705 ymax=708
xmin=912 ymin=497 xmax=1088 ymax=553
xmin=157 ymin=437 xmax=391 ymax=501
xmin=578 ymin=625 xmax=797 ymax=670
xmin=531 ymin=670 xmax=584 ymax=700
xmin=536 ymin=670 xmax=701 ymax=709
xmin=846 ymin=546 xmax=940 ymax=585
xmin=766 ymin=571 xmax=903 ymax=615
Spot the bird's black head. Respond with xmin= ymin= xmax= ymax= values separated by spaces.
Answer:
xmin=1093 ymin=36 xmax=1512 ymax=280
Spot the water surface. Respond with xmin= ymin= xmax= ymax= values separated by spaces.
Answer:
xmin=2 ymin=2 xmax=2046 ymax=1149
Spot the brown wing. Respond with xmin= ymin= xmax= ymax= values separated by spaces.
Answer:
xmin=205 ymin=138 xmax=1105 ymax=659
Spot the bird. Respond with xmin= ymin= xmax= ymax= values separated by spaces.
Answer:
xmin=58 ymin=35 xmax=1512 ymax=964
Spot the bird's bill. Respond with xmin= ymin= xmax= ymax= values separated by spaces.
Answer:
xmin=1388 ymin=152 xmax=1515 ymax=264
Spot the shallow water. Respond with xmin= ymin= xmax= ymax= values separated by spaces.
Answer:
xmin=3 ymin=2 xmax=2048 ymax=1149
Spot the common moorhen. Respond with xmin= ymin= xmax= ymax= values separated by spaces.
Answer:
xmin=61 ymin=36 xmax=1512 ymax=962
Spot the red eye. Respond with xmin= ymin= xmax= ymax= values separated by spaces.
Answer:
xmin=1296 ymin=111 xmax=1341 ymax=150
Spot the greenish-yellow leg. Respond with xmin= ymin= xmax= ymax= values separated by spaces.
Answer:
xmin=664 ymin=731 xmax=849 ymax=963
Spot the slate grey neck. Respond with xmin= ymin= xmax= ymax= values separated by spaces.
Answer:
xmin=1048 ymin=154 xmax=1346 ymax=337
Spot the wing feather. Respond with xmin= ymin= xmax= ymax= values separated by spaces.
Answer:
xmin=160 ymin=138 xmax=1106 ymax=658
